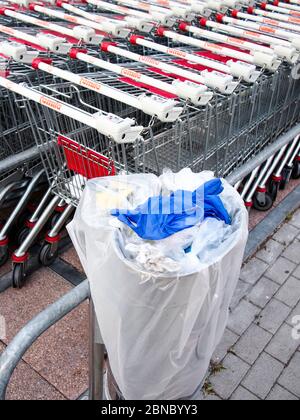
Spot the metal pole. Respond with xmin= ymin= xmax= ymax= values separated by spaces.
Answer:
xmin=89 ymin=300 xmax=105 ymax=400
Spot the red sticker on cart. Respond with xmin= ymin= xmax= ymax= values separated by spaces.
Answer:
xmin=57 ymin=136 xmax=116 ymax=178
xmin=260 ymin=25 xmax=276 ymax=33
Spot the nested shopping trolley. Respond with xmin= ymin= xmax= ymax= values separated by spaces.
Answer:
xmin=0 ymin=62 xmax=55 ymax=267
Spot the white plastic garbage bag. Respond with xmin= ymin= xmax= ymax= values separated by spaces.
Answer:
xmin=68 ymin=170 xmax=249 ymax=400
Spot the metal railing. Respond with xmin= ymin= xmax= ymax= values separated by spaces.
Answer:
xmin=1 ymin=122 xmax=300 ymax=400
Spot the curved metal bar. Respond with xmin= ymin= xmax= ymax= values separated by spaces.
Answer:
xmin=0 ymin=280 xmax=90 ymax=400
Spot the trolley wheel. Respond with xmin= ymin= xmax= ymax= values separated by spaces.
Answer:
xmin=253 ymin=193 xmax=273 ymax=212
xmin=39 ymin=243 xmax=58 ymax=266
xmin=292 ymin=161 xmax=300 ymax=179
xmin=0 ymin=249 xmax=9 ymax=267
xmin=17 ymin=227 xmax=30 ymax=246
xmin=268 ymin=180 xmax=280 ymax=202
xmin=12 ymin=263 xmax=26 ymax=289
xmin=16 ymin=210 xmax=31 ymax=230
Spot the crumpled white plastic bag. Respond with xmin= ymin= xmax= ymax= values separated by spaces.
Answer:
xmin=67 ymin=170 xmax=249 ymax=400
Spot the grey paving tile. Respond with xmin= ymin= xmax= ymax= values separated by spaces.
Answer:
xmin=240 ymin=258 xmax=269 ymax=285
xmin=266 ymin=385 xmax=298 ymax=401
xmin=212 ymin=329 xmax=239 ymax=363
xmin=275 ymin=276 xmax=300 ymax=308
xmin=242 ymin=353 xmax=284 ymax=399
xmin=286 ymin=301 xmax=300 ymax=327
xmin=278 ymin=352 xmax=300 ymax=398
xmin=210 ymin=354 xmax=250 ymax=400
xmin=265 ymin=323 xmax=300 ymax=365
xmin=282 ymin=239 xmax=300 ymax=264
xmin=273 ymin=223 xmax=299 ymax=246
xmin=228 ymin=300 xmax=260 ymax=336
xmin=256 ymin=239 xmax=285 ymax=265
xmin=289 ymin=210 xmax=300 ymax=229
xmin=293 ymin=265 xmax=300 ymax=279
xmin=264 ymin=257 xmax=296 ymax=285
xmin=247 ymin=277 xmax=280 ymax=309
xmin=259 ymin=299 xmax=291 ymax=334
xmin=230 ymin=280 xmax=252 ymax=310
xmin=0 ymin=342 xmax=66 ymax=401
xmin=230 ymin=386 xmax=260 ymax=401
xmin=234 ymin=324 xmax=272 ymax=365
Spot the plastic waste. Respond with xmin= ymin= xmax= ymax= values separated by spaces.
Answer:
xmin=67 ymin=169 xmax=249 ymax=400
xmin=112 ymin=179 xmax=231 ymax=241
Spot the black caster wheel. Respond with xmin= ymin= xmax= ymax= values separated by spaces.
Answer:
xmin=253 ymin=193 xmax=273 ymax=212
xmin=280 ymin=167 xmax=292 ymax=190
xmin=17 ymin=227 xmax=30 ymax=246
xmin=268 ymin=181 xmax=280 ymax=202
xmin=0 ymin=249 xmax=9 ymax=267
xmin=292 ymin=161 xmax=300 ymax=179
xmin=12 ymin=264 xmax=27 ymax=289
xmin=39 ymin=243 xmax=58 ymax=266
xmin=16 ymin=210 xmax=31 ymax=230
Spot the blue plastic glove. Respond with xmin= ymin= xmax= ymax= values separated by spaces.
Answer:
xmin=111 ymin=178 xmax=231 ymax=241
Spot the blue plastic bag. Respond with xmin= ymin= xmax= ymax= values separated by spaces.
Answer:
xmin=111 ymin=179 xmax=231 ymax=241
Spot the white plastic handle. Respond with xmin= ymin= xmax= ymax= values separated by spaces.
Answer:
xmin=0 ymin=41 xmax=38 ymax=63
xmin=73 ymin=50 xmax=212 ymax=105
xmin=35 ymin=59 xmax=183 ymax=122
xmin=1 ymin=8 xmax=102 ymax=44
xmin=104 ymin=43 xmax=236 ymax=94
xmin=31 ymin=4 xmax=131 ymax=38
xmin=0 ymin=76 xmax=143 ymax=143
xmin=164 ymin=25 xmax=279 ymax=71
xmin=60 ymin=2 xmax=131 ymax=38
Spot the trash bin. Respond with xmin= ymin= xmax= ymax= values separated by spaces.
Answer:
xmin=68 ymin=170 xmax=248 ymax=400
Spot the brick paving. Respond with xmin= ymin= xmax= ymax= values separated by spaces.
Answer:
xmin=201 ymin=209 xmax=300 ymax=400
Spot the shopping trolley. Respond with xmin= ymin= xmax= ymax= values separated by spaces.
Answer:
xmin=238 ymin=135 xmax=300 ymax=211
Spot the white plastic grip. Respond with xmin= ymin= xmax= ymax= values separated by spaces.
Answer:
xmin=252 ymin=51 xmax=281 ymax=71
xmin=227 ymin=60 xmax=261 ymax=83
xmin=124 ymin=16 xmax=154 ymax=33
xmin=0 ymin=41 xmax=38 ymax=63
xmin=138 ymin=95 xmax=183 ymax=122
xmin=190 ymin=2 xmax=212 ymax=17
xmin=200 ymin=70 xmax=239 ymax=94
xmin=172 ymin=79 xmax=213 ymax=106
xmin=151 ymin=11 xmax=176 ymax=26
xmin=93 ymin=112 xmax=143 ymax=144
xmin=36 ymin=33 xmax=72 ymax=54
xmin=291 ymin=38 xmax=300 ymax=50
xmin=222 ymin=0 xmax=243 ymax=9
xmin=271 ymin=44 xmax=300 ymax=64
xmin=72 ymin=26 xmax=104 ymax=44
xmin=99 ymin=21 xmax=131 ymax=38
xmin=8 ymin=0 xmax=31 ymax=6
xmin=169 ymin=6 xmax=194 ymax=21
xmin=206 ymin=0 xmax=228 ymax=13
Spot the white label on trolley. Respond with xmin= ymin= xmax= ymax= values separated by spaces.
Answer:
xmin=120 ymin=68 xmax=142 ymax=80
xmin=138 ymin=55 xmax=160 ymax=66
xmin=166 ymin=48 xmax=187 ymax=59
xmin=40 ymin=96 xmax=63 ymax=112
xmin=79 ymin=77 xmax=102 ymax=92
